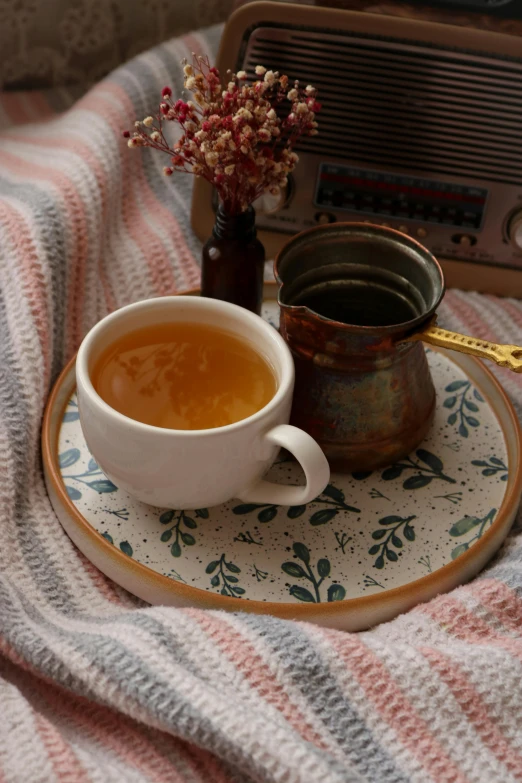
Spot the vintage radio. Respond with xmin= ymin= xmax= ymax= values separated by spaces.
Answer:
xmin=191 ymin=0 xmax=522 ymax=296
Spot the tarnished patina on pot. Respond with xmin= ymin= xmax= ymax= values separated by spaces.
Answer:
xmin=274 ymin=223 xmax=445 ymax=473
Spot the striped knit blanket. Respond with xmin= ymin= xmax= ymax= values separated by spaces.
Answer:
xmin=2 ymin=24 xmax=522 ymax=783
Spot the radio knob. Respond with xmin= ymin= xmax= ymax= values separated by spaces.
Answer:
xmin=508 ymin=211 xmax=522 ymax=252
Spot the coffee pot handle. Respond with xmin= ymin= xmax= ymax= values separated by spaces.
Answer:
xmin=237 ymin=424 xmax=330 ymax=505
xmin=405 ymin=324 xmax=522 ymax=373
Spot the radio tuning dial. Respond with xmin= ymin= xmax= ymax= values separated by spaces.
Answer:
xmin=507 ymin=210 xmax=522 ymax=252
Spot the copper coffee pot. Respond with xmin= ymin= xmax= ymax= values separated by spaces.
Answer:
xmin=275 ymin=223 xmax=522 ymax=472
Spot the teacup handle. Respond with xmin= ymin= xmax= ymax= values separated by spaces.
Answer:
xmin=237 ymin=424 xmax=330 ymax=505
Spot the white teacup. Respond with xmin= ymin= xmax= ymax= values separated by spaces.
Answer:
xmin=76 ymin=296 xmax=330 ymax=509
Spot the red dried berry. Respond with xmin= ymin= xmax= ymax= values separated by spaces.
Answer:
xmin=162 ymin=86 xmax=172 ymax=98
xmin=122 ymin=130 xmax=130 ymax=138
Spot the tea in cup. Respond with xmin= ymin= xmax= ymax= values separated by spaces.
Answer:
xmin=76 ymin=296 xmax=330 ymax=509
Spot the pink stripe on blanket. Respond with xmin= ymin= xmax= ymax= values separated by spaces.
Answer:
xmin=444 ymin=292 xmax=502 ymax=342
xmin=421 ymin=646 xmax=522 ymax=779
xmin=0 ymin=149 xmax=89 ymax=354
xmin=320 ymin=630 xmax=469 ymax=783
xmin=420 ymin=595 xmax=522 ymax=661
xmin=33 ymin=712 xmax=90 ymax=782
xmin=33 ymin=680 xmax=191 ymax=783
xmin=0 ymin=201 xmax=51 ymax=385
xmin=467 ymin=578 xmax=522 ymax=633
xmin=189 ymin=609 xmax=330 ymax=751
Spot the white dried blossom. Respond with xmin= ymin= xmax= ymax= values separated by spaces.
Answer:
xmin=150 ymin=131 xmax=161 ymax=141
xmin=242 ymin=124 xmax=254 ymax=138
xmin=235 ymin=107 xmax=253 ymax=121
xmin=258 ymin=128 xmax=271 ymax=142
xmin=267 ymin=108 xmax=277 ymax=121
xmin=194 ymin=130 xmax=207 ymax=140
xmin=236 ymin=70 xmax=247 ymax=80
xmin=264 ymin=70 xmax=276 ymax=85
xmin=228 ymin=81 xmax=236 ymax=92
xmin=205 ymin=151 xmax=219 ymax=167
xmin=255 ymin=65 xmax=266 ymax=75
xmin=287 ymin=89 xmax=298 ymax=101
xmin=134 ymin=120 xmax=141 ymax=127
xmin=224 ymin=164 xmax=235 ymax=175
xmin=240 ymin=144 xmax=249 ymax=155
xmin=296 ymin=102 xmax=308 ymax=114
xmin=127 ymin=138 xmax=137 ymax=147
xmin=184 ymin=120 xmax=197 ymax=132
xmin=143 ymin=116 xmax=154 ymax=127
xmin=185 ymin=77 xmax=196 ymax=90
xmin=305 ymin=85 xmax=315 ymax=94
xmin=228 ymin=140 xmax=236 ymax=151
xmin=192 ymin=163 xmax=203 ymax=175
xmin=193 ymin=93 xmax=208 ymax=108
xmin=183 ymin=64 xmax=194 ymax=76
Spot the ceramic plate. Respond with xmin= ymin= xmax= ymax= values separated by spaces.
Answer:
xmin=42 ymin=284 xmax=522 ymax=630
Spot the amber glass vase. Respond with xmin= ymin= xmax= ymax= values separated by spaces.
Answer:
xmin=200 ymin=204 xmax=265 ymax=315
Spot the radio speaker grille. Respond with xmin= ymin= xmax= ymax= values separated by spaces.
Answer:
xmin=242 ymin=27 xmax=522 ymax=185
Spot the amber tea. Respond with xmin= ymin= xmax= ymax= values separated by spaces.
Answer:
xmin=92 ymin=322 xmax=277 ymax=430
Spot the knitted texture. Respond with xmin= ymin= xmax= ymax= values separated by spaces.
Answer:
xmin=1 ymin=24 xmax=522 ymax=783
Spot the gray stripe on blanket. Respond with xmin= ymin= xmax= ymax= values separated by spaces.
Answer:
xmin=0 ymin=177 xmax=68 ymax=384
xmin=0 ymin=293 xmax=75 ymax=612
xmin=242 ymin=614 xmax=408 ymax=783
